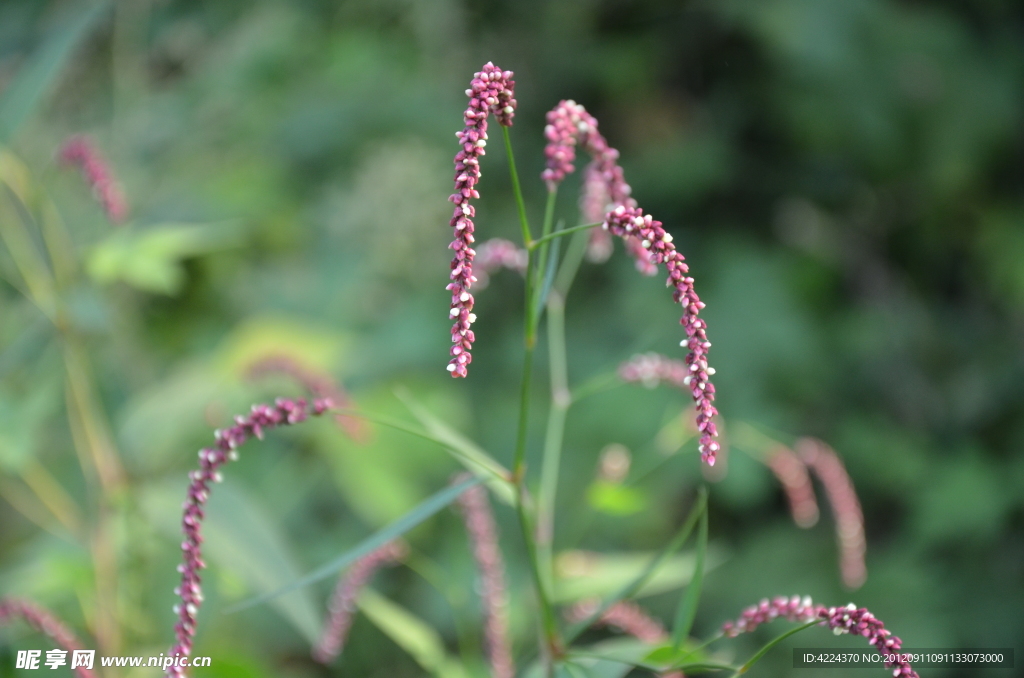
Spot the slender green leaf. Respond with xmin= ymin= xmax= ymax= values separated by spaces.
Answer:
xmin=564 ymin=487 xmax=707 ymax=644
xmin=672 ymin=503 xmax=708 ymax=648
xmin=553 ymin=548 xmax=725 ymax=603
xmin=395 ymin=388 xmax=515 ymax=504
xmin=357 ymin=588 xmax=468 ymax=678
xmin=0 ymin=3 xmax=108 ymax=141
xmin=225 ymin=474 xmax=482 ymax=613
xmin=736 ymin=620 xmax=819 ymax=674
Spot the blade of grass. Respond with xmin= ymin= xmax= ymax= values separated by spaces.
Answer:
xmin=391 ymin=390 xmax=515 ymax=504
xmin=224 ymin=475 xmax=482 ymax=613
xmin=564 ymin=487 xmax=707 ymax=644
xmin=671 ymin=501 xmax=708 ymax=648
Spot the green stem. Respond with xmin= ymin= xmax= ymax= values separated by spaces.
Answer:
xmin=503 ymin=125 xmax=560 ymax=664
xmin=502 ymin=125 xmax=532 ymax=246
xmin=536 ymin=290 xmax=569 ymax=592
xmin=529 ymin=221 xmax=601 ymax=250
xmin=533 ymin=189 xmax=559 ymax=289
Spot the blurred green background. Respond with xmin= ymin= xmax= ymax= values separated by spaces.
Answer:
xmin=1 ymin=0 xmax=1022 ymax=676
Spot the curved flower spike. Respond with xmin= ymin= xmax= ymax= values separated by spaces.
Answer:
xmin=796 ymin=438 xmax=866 ymax=589
xmin=166 ymin=397 xmax=332 ymax=677
xmin=603 ymin=207 xmax=719 ymax=465
xmin=58 ymin=135 xmax=128 ymax=224
xmin=721 ymin=597 xmax=919 ymax=678
xmin=764 ymin=444 xmax=820 ymax=529
xmin=447 ymin=63 xmax=517 ymax=378
xmin=313 ymin=540 xmax=407 ymax=664
xmin=0 ymin=597 xmax=95 ymax=678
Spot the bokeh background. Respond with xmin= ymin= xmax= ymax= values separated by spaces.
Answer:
xmin=1 ymin=0 xmax=1022 ymax=676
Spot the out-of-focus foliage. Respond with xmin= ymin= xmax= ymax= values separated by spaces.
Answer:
xmin=0 ymin=0 xmax=1022 ymax=676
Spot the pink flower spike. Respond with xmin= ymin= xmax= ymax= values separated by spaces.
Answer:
xmin=58 ymin=135 xmax=128 ymax=224
xmin=447 ymin=63 xmax=517 ymax=378
xmin=603 ymin=207 xmax=718 ymax=465
xmin=765 ymin=444 xmax=819 ymax=529
xmin=820 ymin=604 xmax=919 ymax=677
xmin=166 ymin=397 xmax=331 ymax=677
xmin=313 ymin=540 xmax=407 ymax=664
xmin=721 ymin=597 xmax=919 ymax=678
xmin=455 ymin=474 xmax=514 ymax=678
xmin=0 ymin=597 xmax=95 ymax=678
xmin=797 ymin=438 xmax=867 ymax=589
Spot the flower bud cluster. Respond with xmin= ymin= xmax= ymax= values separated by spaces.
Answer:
xmin=447 ymin=63 xmax=517 ymax=378
xmin=247 ymin=354 xmax=366 ymax=442
xmin=168 ymin=397 xmax=332 ymax=676
xmin=543 ymin=100 xmax=655 ymax=272
xmin=820 ymin=604 xmax=919 ymax=677
xmin=721 ymin=595 xmax=824 ymax=637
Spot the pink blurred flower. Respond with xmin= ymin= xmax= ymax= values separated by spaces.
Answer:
xmin=58 ymin=136 xmax=128 ymax=224
xmin=447 ymin=63 xmax=517 ymax=378
xmin=765 ymin=444 xmax=820 ymax=529
xmin=167 ymin=397 xmax=332 ymax=677
xmin=542 ymin=100 xmax=655 ymax=272
xmin=797 ymin=438 xmax=866 ymax=589
xmin=721 ymin=595 xmax=824 ymax=637
xmin=473 ymin=237 xmax=528 ymax=289
xmin=313 ymin=540 xmax=407 ymax=664
xmin=566 ymin=600 xmax=683 ymax=678
xmin=455 ymin=475 xmax=514 ymax=678
xmin=0 ymin=597 xmax=95 ymax=678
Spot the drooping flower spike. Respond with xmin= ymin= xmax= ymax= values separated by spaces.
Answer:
xmin=797 ymin=438 xmax=866 ymax=589
xmin=58 ymin=135 xmax=128 ymax=224
xmin=447 ymin=63 xmax=517 ymax=378
xmin=722 ymin=596 xmax=918 ymax=678
xmin=542 ymin=101 xmax=719 ymax=464
xmin=454 ymin=474 xmax=514 ymax=678
xmin=167 ymin=397 xmax=332 ymax=677
xmin=313 ymin=540 xmax=407 ymax=664
xmin=603 ymin=206 xmax=719 ymax=464
xmin=543 ymin=100 xmax=655 ymax=273
xmin=0 ymin=597 xmax=95 ymax=678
